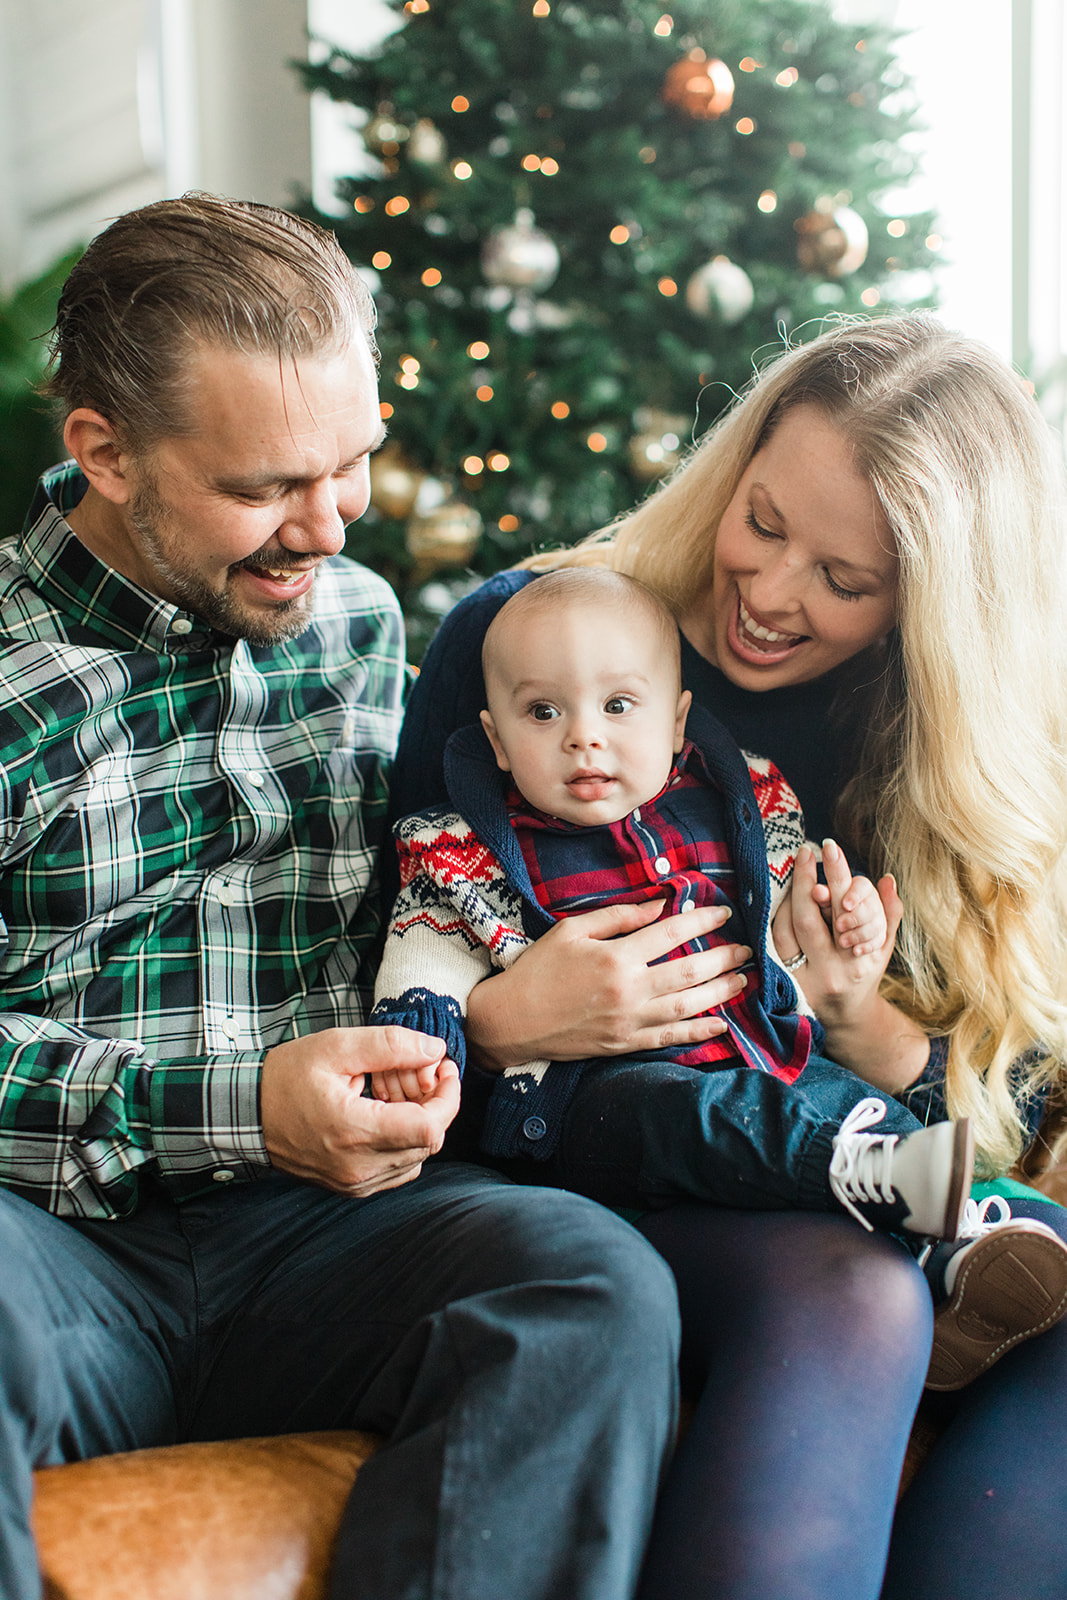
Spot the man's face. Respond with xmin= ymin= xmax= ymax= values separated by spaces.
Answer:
xmin=118 ymin=338 xmax=384 ymax=644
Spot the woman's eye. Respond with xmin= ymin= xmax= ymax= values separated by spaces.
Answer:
xmin=744 ymin=510 xmax=779 ymax=541
xmin=530 ymin=703 xmax=558 ymax=722
xmin=823 ymin=570 xmax=863 ymax=602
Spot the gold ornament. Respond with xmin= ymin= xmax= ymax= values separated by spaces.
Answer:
xmin=369 ymin=440 xmax=425 ymax=520
xmin=405 ymin=494 xmax=483 ymax=575
xmin=795 ymin=203 xmax=869 ymax=278
xmin=685 ymin=256 xmax=754 ymax=325
xmin=662 ymin=50 xmax=735 ymax=121
xmin=627 ymin=408 xmax=689 ymax=482
xmin=366 ymin=108 xmax=410 ymax=155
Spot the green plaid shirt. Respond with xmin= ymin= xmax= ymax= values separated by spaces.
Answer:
xmin=0 ymin=464 xmax=406 ymax=1219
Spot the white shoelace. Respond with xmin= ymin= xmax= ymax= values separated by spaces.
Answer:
xmin=957 ymin=1193 xmax=1013 ymax=1237
xmin=828 ymin=1096 xmax=897 ymax=1231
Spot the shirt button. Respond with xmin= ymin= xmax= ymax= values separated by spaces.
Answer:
xmin=654 ymin=856 xmax=671 ymax=875
xmin=222 ymin=1019 xmax=240 ymax=1040
xmin=217 ymin=885 xmax=235 ymax=906
xmin=522 ymin=1116 xmax=547 ymax=1141
xmin=171 ymin=617 xmax=193 ymax=635
xmin=212 ymin=1169 xmax=234 ymax=1183
xmin=246 ymin=770 xmax=265 ymax=788
xmin=633 ymin=808 xmax=641 ymax=822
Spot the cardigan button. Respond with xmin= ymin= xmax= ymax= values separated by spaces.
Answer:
xmin=522 ymin=1116 xmax=548 ymax=1141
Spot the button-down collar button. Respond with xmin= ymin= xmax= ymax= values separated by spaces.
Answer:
xmin=247 ymin=770 xmax=265 ymax=788
xmin=212 ymin=1169 xmax=235 ymax=1183
xmin=171 ymin=617 xmax=193 ymax=635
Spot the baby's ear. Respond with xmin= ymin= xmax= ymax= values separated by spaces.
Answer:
xmin=673 ymin=689 xmax=692 ymax=752
xmin=479 ymin=709 xmax=512 ymax=772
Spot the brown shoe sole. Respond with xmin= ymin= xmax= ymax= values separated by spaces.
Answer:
xmin=926 ymin=1220 xmax=1067 ymax=1390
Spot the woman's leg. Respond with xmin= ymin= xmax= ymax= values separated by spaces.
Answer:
xmin=636 ymin=1205 xmax=931 ymax=1600
xmin=884 ymin=1196 xmax=1067 ymax=1600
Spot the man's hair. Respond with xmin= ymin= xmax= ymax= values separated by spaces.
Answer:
xmin=482 ymin=568 xmax=681 ymax=690
xmin=45 ymin=192 xmax=377 ymax=449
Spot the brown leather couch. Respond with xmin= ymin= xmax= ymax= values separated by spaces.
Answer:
xmin=31 ymin=1139 xmax=1067 ymax=1600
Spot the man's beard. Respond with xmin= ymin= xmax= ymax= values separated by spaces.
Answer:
xmin=129 ymin=473 xmax=316 ymax=646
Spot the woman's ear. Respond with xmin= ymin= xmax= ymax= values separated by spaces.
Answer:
xmin=673 ymin=688 xmax=692 ymax=752
xmin=479 ymin=709 xmax=512 ymax=773
xmin=62 ymin=410 xmax=135 ymax=506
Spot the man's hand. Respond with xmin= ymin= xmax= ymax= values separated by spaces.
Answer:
xmin=261 ymin=1027 xmax=460 ymax=1196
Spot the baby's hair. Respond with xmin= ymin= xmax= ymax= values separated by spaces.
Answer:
xmin=482 ymin=568 xmax=681 ymax=692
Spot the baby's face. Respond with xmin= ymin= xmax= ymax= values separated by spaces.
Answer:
xmin=481 ymin=600 xmax=690 ymax=826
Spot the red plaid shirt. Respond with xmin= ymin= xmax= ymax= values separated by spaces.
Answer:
xmin=508 ymin=741 xmax=809 ymax=1081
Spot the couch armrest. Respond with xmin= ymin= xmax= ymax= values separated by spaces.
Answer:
xmin=32 ymin=1431 xmax=380 ymax=1600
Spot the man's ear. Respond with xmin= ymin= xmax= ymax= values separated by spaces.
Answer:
xmin=479 ymin=708 xmax=512 ymax=773
xmin=673 ymin=688 xmax=692 ymax=753
xmin=63 ymin=409 xmax=136 ymax=506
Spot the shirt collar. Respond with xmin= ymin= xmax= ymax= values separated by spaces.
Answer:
xmin=507 ymin=738 xmax=707 ymax=833
xmin=21 ymin=463 xmax=208 ymax=653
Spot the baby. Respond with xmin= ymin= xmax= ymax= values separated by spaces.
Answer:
xmin=372 ymin=568 xmax=1067 ymax=1385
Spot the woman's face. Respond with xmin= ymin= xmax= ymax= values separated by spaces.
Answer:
xmin=683 ymin=404 xmax=899 ymax=691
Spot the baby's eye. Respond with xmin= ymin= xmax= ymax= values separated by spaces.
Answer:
xmin=604 ymin=696 xmax=634 ymax=715
xmin=529 ymin=703 xmax=559 ymax=722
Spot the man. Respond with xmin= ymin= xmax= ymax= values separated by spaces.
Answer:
xmin=0 ymin=194 xmax=678 ymax=1600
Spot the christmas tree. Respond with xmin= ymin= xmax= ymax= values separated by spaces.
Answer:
xmin=302 ymin=0 xmax=937 ymax=647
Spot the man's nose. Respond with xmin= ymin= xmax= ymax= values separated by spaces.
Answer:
xmin=277 ymin=482 xmax=348 ymax=557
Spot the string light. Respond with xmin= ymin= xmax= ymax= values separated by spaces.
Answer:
xmin=775 ymin=67 xmax=799 ymax=87
xmin=498 ymin=514 xmax=520 ymax=532
xmin=404 ymin=0 xmax=430 ymax=11
xmin=398 ymin=373 xmax=419 ymax=390
xmin=522 ymin=154 xmax=542 ymax=171
xmin=533 ymin=0 xmax=550 ymax=14
xmin=610 ymin=224 xmax=631 ymax=245
xmin=401 ymin=357 xmax=421 ymax=373
xmin=421 ymin=267 xmax=442 ymax=286
xmin=639 ymin=147 xmax=656 ymax=164
xmin=587 ymin=432 xmax=608 ymax=453
xmin=739 ymin=58 xmax=762 ymax=72
xmin=926 ymin=233 xmax=943 ymax=251
xmin=487 ymin=452 xmax=510 ymax=471
xmin=379 ymin=402 xmax=394 ymax=419
xmin=371 ymin=251 xmax=391 ymax=269
xmin=451 ymin=96 xmax=469 ymax=112
xmin=463 ymin=455 xmax=485 ymax=474
xmin=861 ymin=287 xmax=881 ymax=306
xmin=735 ymin=118 xmax=756 ymax=135
xmin=653 ymin=14 xmax=673 ymax=35
xmin=540 ymin=157 xmax=559 ymax=175
xmin=551 ymin=401 xmax=570 ymax=419
xmin=353 ymin=197 xmax=374 ymax=213
xmin=467 ymin=341 xmax=490 ymax=359
xmin=453 ymin=161 xmax=473 ymax=180
xmin=757 ymin=190 xmax=777 ymax=212
xmin=657 ymin=277 xmax=678 ymax=297
xmin=476 ymin=385 xmax=494 ymax=401
xmin=887 ymin=219 xmax=907 ymax=237
xmin=385 ymin=196 xmax=410 ymax=216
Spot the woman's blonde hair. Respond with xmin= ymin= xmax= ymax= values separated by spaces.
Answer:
xmin=526 ymin=314 xmax=1067 ymax=1174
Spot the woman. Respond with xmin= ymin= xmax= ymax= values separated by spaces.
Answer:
xmin=391 ymin=314 xmax=1067 ymax=1599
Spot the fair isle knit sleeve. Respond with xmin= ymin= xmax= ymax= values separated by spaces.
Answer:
xmin=370 ymin=809 xmax=538 ymax=1075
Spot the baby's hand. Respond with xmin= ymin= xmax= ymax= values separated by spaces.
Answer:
xmin=773 ymin=839 xmax=902 ymax=1017
xmin=372 ymin=1059 xmax=445 ymax=1104
xmin=810 ymin=839 xmax=888 ymax=957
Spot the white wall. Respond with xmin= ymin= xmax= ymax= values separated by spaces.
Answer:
xmin=0 ymin=0 xmax=314 ymax=294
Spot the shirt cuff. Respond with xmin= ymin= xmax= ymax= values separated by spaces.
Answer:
xmin=147 ymin=1053 xmax=271 ymax=1198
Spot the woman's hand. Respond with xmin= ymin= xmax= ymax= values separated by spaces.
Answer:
xmin=464 ymin=899 xmax=751 ymax=1071
xmin=773 ymin=840 xmax=927 ymax=1091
